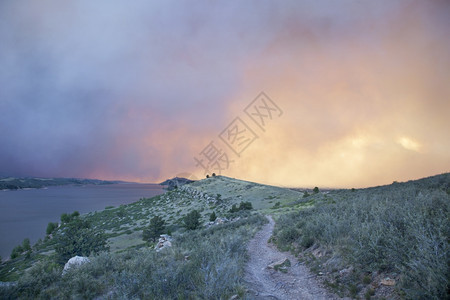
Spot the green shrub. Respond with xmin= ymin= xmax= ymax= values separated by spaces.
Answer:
xmin=46 ymin=222 xmax=58 ymax=235
xmin=229 ymin=201 xmax=253 ymax=213
xmin=183 ymin=210 xmax=201 ymax=230
xmin=22 ymin=238 xmax=31 ymax=251
xmin=277 ymin=227 xmax=300 ymax=245
xmin=116 ymin=208 xmax=126 ymax=218
xmin=10 ymin=245 xmax=23 ymax=259
xmin=229 ymin=204 xmax=239 ymax=213
xmin=365 ymin=288 xmax=375 ymax=300
xmin=60 ymin=213 xmax=70 ymax=224
xmin=209 ymin=211 xmax=217 ymax=222
xmin=300 ymin=235 xmax=315 ymax=249
xmin=16 ymin=260 xmax=62 ymax=298
xmin=239 ymin=201 xmax=253 ymax=210
xmin=60 ymin=211 xmax=80 ymax=224
xmin=54 ymin=218 xmax=109 ymax=263
xmin=143 ymin=215 xmax=166 ymax=242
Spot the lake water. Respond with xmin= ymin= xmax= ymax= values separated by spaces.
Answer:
xmin=0 ymin=184 xmax=164 ymax=259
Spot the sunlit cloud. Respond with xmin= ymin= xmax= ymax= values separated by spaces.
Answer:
xmin=397 ymin=137 xmax=422 ymax=152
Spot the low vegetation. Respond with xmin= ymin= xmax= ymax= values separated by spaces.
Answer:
xmin=1 ymin=215 xmax=267 ymax=299
xmin=272 ymin=173 xmax=449 ymax=299
xmin=1 ymin=174 xmax=448 ymax=299
xmin=229 ymin=201 xmax=253 ymax=213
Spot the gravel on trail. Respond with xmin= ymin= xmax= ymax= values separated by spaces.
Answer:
xmin=244 ymin=215 xmax=347 ymax=300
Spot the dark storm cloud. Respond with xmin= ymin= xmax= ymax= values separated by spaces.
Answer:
xmin=0 ymin=1 xmax=251 ymax=180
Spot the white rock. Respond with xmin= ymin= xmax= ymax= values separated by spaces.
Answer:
xmin=62 ymin=256 xmax=90 ymax=274
xmin=155 ymin=235 xmax=173 ymax=252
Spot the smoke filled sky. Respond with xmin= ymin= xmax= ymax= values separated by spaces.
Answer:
xmin=1 ymin=1 xmax=449 ymax=188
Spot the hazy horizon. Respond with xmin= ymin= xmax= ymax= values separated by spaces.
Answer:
xmin=1 ymin=1 xmax=449 ymax=188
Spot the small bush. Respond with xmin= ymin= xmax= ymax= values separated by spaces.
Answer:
xmin=54 ymin=218 xmax=109 ymax=263
xmin=143 ymin=215 xmax=166 ymax=242
xmin=17 ymin=260 xmax=62 ymax=298
xmin=229 ymin=204 xmax=239 ymax=213
xmin=116 ymin=208 xmax=126 ymax=218
xmin=300 ymin=235 xmax=315 ymax=249
xmin=365 ymin=288 xmax=375 ymax=299
xmin=22 ymin=238 xmax=31 ymax=251
xmin=60 ymin=211 xmax=80 ymax=224
xmin=11 ymin=245 xmax=23 ymax=259
xmin=277 ymin=227 xmax=300 ymax=245
xmin=60 ymin=213 xmax=70 ymax=224
xmin=46 ymin=222 xmax=58 ymax=235
xmin=209 ymin=211 xmax=217 ymax=222
xmin=183 ymin=210 xmax=201 ymax=230
xmin=239 ymin=201 xmax=253 ymax=210
xmin=229 ymin=201 xmax=253 ymax=213
xmin=362 ymin=274 xmax=371 ymax=284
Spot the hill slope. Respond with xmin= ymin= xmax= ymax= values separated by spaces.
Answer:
xmin=1 ymin=173 xmax=448 ymax=299
xmin=272 ymin=173 xmax=449 ymax=299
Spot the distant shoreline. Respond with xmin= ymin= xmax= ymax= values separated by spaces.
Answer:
xmin=0 ymin=177 xmax=128 ymax=191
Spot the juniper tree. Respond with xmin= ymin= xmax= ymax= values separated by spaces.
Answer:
xmin=209 ymin=211 xmax=217 ymax=222
xmin=183 ymin=210 xmax=201 ymax=230
xmin=143 ymin=215 xmax=166 ymax=242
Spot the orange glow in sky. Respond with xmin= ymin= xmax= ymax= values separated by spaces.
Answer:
xmin=1 ymin=1 xmax=449 ymax=188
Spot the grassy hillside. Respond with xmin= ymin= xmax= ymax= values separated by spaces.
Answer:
xmin=0 ymin=176 xmax=301 ymax=274
xmin=272 ymin=173 xmax=449 ymax=299
xmin=1 ymin=176 xmax=295 ymax=298
xmin=1 ymin=174 xmax=448 ymax=299
xmin=188 ymin=175 xmax=302 ymax=210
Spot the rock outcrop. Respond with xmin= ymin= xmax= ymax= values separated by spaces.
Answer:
xmin=155 ymin=234 xmax=172 ymax=252
xmin=62 ymin=256 xmax=90 ymax=274
xmin=267 ymin=257 xmax=291 ymax=271
xmin=160 ymin=177 xmax=195 ymax=191
xmin=205 ymin=217 xmax=229 ymax=227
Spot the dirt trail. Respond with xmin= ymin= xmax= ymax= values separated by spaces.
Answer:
xmin=244 ymin=215 xmax=344 ymax=300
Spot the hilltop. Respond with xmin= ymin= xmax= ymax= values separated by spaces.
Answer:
xmin=0 ymin=173 xmax=448 ymax=299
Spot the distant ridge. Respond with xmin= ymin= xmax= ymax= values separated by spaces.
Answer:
xmin=0 ymin=177 xmax=122 ymax=190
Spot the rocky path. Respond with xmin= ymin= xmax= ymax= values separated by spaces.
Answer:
xmin=244 ymin=215 xmax=344 ymax=300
